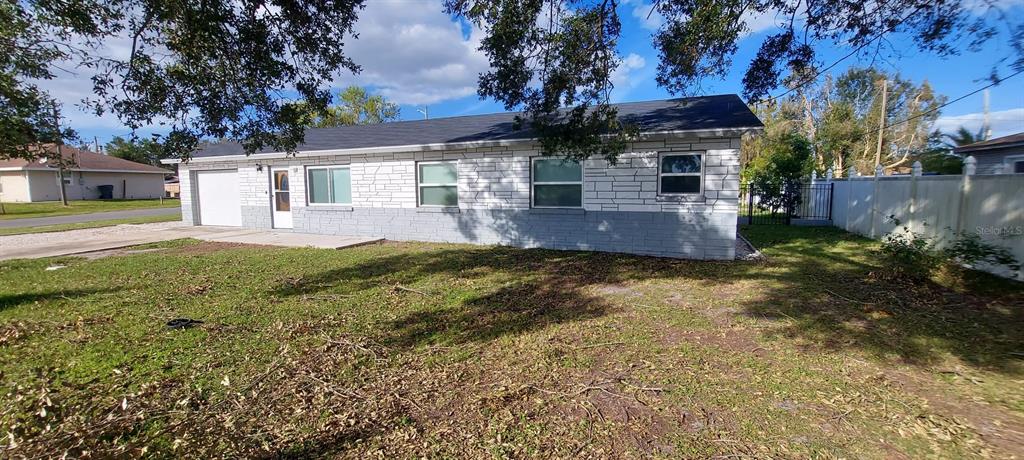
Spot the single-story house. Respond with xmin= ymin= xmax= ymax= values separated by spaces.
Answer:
xmin=163 ymin=95 xmax=762 ymax=260
xmin=0 ymin=145 xmax=168 ymax=202
xmin=954 ymin=132 xmax=1024 ymax=174
xmin=165 ymin=177 xmax=181 ymax=198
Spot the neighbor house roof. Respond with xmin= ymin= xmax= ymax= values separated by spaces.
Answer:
xmin=0 ymin=145 xmax=168 ymax=174
xmin=954 ymin=132 xmax=1024 ymax=154
xmin=184 ymin=94 xmax=763 ymax=160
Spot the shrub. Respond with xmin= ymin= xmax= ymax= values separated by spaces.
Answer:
xmin=879 ymin=216 xmax=1021 ymax=280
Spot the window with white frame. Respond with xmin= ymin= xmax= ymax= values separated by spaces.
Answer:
xmin=531 ymin=157 xmax=583 ymax=208
xmin=61 ymin=173 xmax=72 ymax=186
xmin=306 ymin=166 xmax=352 ymax=205
xmin=417 ymin=161 xmax=458 ymax=207
xmin=658 ymin=152 xmax=703 ymax=195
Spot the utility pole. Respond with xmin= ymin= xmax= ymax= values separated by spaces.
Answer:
xmin=417 ymin=106 xmax=429 ymax=119
xmin=982 ymin=89 xmax=991 ymax=141
xmin=94 ymin=136 xmax=101 ymax=154
xmin=874 ymin=78 xmax=888 ymax=169
xmin=52 ymin=103 xmax=69 ymax=207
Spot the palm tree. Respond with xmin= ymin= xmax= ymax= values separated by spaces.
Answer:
xmin=942 ymin=126 xmax=986 ymax=149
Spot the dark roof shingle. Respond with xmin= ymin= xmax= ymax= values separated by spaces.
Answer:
xmin=954 ymin=132 xmax=1024 ymax=154
xmin=193 ymin=94 xmax=762 ymax=158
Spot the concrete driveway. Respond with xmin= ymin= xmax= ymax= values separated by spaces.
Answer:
xmin=0 ymin=207 xmax=181 ymax=229
xmin=0 ymin=222 xmax=381 ymax=260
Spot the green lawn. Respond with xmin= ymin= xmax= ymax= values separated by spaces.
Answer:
xmin=0 ymin=199 xmax=180 ymax=220
xmin=1 ymin=226 xmax=1021 ymax=458
xmin=0 ymin=214 xmax=180 ymax=236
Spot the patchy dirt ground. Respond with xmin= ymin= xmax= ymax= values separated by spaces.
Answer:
xmin=0 ymin=227 xmax=1022 ymax=458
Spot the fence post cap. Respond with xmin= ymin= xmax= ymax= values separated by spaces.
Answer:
xmin=874 ymin=165 xmax=884 ymax=176
xmin=847 ymin=165 xmax=858 ymax=177
xmin=911 ymin=161 xmax=923 ymax=176
xmin=826 ymin=168 xmax=834 ymax=181
xmin=964 ymin=156 xmax=977 ymax=175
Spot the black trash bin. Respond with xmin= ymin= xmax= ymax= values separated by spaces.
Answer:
xmin=97 ymin=185 xmax=114 ymax=199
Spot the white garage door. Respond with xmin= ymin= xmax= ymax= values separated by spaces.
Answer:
xmin=196 ymin=170 xmax=242 ymax=226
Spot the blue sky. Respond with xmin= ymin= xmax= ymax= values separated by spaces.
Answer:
xmin=53 ymin=0 xmax=1024 ymax=148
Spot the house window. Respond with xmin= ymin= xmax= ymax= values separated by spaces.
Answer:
xmin=532 ymin=157 xmax=583 ymax=208
xmin=61 ymin=173 xmax=72 ymax=186
xmin=1010 ymin=157 xmax=1024 ymax=174
xmin=418 ymin=161 xmax=458 ymax=207
xmin=306 ymin=166 xmax=351 ymax=205
xmin=658 ymin=152 xmax=703 ymax=195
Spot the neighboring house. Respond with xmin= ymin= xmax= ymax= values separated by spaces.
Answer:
xmin=954 ymin=132 xmax=1024 ymax=174
xmin=163 ymin=95 xmax=762 ymax=260
xmin=0 ymin=145 xmax=168 ymax=202
xmin=165 ymin=177 xmax=181 ymax=198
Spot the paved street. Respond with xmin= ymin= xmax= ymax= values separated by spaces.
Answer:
xmin=0 ymin=207 xmax=181 ymax=229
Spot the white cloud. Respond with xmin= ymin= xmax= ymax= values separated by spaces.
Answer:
xmin=625 ymin=0 xmax=664 ymax=31
xmin=935 ymin=108 xmax=1024 ymax=139
xmin=610 ymin=53 xmax=647 ymax=102
xmin=336 ymin=1 xmax=489 ymax=106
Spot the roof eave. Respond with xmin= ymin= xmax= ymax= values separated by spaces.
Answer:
xmin=954 ymin=141 xmax=1024 ymax=154
xmin=165 ymin=126 xmax=762 ymax=164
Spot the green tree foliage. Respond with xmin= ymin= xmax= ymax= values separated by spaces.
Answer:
xmin=745 ymin=132 xmax=812 ymax=213
xmin=942 ymin=126 xmax=987 ymax=149
xmin=446 ymin=0 xmax=1017 ymax=163
xmin=303 ymin=86 xmax=400 ymax=128
xmin=743 ymin=67 xmax=946 ymax=176
xmin=1 ymin=0 xmax=364 ymax=161
xmin=105 ymin=136 xmax=167 ymax=168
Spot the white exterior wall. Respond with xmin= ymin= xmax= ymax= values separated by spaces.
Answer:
xmin=178 ymin=134 xmax=742 ymax=259
xmin=0 ymin=171 xmax=31 ymax=202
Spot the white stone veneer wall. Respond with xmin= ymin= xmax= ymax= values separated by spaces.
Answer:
xmin=177 ymin=134 xmax=741 ymax=259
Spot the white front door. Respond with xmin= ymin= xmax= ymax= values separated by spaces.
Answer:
xmin=271 ymin=168 xmax=293 ymax=229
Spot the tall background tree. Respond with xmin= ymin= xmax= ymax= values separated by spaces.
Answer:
xmin=104 ymin=136 xmax=168 ymax=168
xmin=1 ymin=0 xmax=365 ymax=161
xmin=446 ymin=0 xmax=1020 ymax=163
xmin=4 ymin=1 xmax=1021 ymax=163
xmin=302 ymin=86 xmax=400 ymax=128
xmin=741 ymin=67 xmax=947 ymax=178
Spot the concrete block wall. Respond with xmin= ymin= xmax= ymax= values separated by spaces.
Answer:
xmin=178 ymin=134 xmax=741 ymax=259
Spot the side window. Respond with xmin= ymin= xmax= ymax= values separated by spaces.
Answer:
xmin=1013 ymin=160 xmax=1024 ymax=174
xmin=306 ymin=166 xmax=352 ymax=205
xmin=532 ymin=157 xmax=583 ymax=208
xmin=418 ymin=161 xmax=458 ymax=207
xmin=658 ymin=153 xmax=703 ymax=195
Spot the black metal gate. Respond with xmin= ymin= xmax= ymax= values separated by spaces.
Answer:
xmin=739 ymin=182 xmax=833 ymax=225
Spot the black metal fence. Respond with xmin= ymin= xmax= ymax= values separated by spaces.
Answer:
xmin=739 ymin=182 xmax=833 ymax=225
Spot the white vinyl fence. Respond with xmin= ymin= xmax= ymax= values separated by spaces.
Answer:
xmin=829 ymin=157 xmax=1024 ymax=280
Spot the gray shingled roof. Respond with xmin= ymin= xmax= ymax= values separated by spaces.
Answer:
xmin=193 ymin=94 xmax=762 ymax=158
xmin=954 ymin=132 xmax=1024 ymax=154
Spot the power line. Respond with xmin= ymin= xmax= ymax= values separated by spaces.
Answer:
xmin=757 ymin=5 xmax=928 ymax=104
xmin=860 ymin=68 xmax=1024 ymax=138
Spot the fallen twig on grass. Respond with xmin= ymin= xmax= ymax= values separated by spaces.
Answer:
xmin=300 ymin=293 xmax=354 ymax=302
xmin=824 ymin=288 xmax=875 ymax=305
xmin=394 ymin=284 xmax=432 ymax=296
xmin=574 ymin=341 xmax=625 ymax=350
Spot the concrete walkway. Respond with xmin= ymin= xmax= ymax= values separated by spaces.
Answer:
xmin=0 ymin=207 xmax=181 ymax=229
xmin=0 ymin=223 xmax=382 ymax=260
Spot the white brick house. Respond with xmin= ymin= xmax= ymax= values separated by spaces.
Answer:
xmin=164 ymin=95 xmax=762 ymax=260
